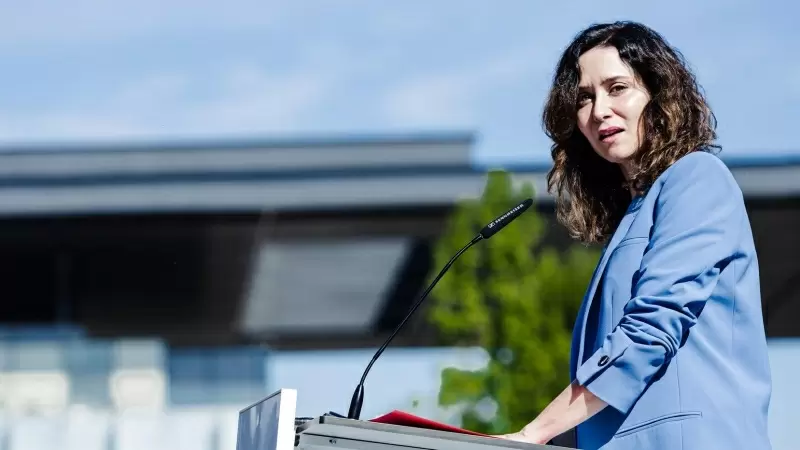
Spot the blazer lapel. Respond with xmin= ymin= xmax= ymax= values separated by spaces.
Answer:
xmin=575 ymin=202 xmax=642 ymax=365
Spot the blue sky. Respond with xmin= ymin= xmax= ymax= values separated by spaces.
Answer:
xmin=1 ymin=0 xmax=798 ymax=166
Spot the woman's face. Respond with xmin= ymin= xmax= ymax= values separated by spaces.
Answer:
xmin=575 ymin=46 xmax=651 ymax=179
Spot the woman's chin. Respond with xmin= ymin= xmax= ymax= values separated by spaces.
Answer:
xmin=599 ymin=145 xmax=637 ymax=165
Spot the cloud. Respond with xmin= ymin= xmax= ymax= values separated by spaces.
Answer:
xmin=380 ymin=45 xmax=547 ymax=128
xmin=381 ymin=73 xmax=477 ymax=128
xmin=0 ymin=0 xmax=291 ymax=49
xmin=0 ymin=65 xmax=338 ymax=143
xmin=112 ymin=74 xmax=191 ymax=111
xmin=180 ymin=66 xmax=335 ymax=134
xmin=0 ymin=0 xmax=796 ymax=158
xmin=0 ymin=113 xmax=147 ymax=142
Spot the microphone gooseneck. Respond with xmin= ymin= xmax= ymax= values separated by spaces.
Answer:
xmin=346 ymin=198 xmax=533 ymax=420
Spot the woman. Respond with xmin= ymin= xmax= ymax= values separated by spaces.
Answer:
xmin=498 ymin=21 xmax=772 ymax=449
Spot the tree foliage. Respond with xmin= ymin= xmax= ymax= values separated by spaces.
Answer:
xmin=426 ymin=170 xmax=600 ymax=434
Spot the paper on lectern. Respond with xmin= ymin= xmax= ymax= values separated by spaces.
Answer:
xmin=369 ymin=410 xmax=491 ymax=437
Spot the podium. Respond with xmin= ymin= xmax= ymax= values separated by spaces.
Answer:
xmin=236 ymin=389 xmax=574 ymax=450
xmin=296 ymin=415 xmax=573 ymax=450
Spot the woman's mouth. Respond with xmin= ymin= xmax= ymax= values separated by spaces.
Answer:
xmin=598 ymin=127 xmax=624 ymax=143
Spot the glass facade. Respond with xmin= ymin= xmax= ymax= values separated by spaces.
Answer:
xmin=0 ymin=326 xmax=269 ymax=450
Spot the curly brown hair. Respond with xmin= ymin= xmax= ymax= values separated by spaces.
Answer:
xmin=543 ymin=21 xmax=720 ymax=244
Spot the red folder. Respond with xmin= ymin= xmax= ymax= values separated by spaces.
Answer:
xmin=369 ymin=410 xmax=491 ymax=437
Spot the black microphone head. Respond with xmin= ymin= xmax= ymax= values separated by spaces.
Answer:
xmin=479 ymin=198 xmax=533 ymax=239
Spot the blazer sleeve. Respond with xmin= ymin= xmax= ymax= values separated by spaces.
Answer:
xmin=574 ymin=152 xmax=744 ymax=415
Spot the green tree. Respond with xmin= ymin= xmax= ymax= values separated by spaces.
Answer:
xmin=426 ymin=169 xmax=600 ymax=434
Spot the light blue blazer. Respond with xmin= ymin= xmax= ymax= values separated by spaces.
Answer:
xmin=570 ymin=151 xmax=772 ymax=450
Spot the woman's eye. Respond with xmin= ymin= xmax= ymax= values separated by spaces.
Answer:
xmin=610 ymin=84 xmax=627 ymax=94
xmin=577 ymin=93 xmax=592 ymax=104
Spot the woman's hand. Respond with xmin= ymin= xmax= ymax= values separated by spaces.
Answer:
xmin=493 ymin=381 xmax=608 ymax=445
xmin=493 ymin=425 xmax=549 ymax=445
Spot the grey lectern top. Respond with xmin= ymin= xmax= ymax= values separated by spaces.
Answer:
xmin=296 ymin=416 xmax=574 ymax=450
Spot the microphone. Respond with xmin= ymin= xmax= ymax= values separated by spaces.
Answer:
xmin=346 ymin=198 xmax=533 ymax=420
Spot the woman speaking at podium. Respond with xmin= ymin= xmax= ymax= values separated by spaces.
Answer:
xmin=497 ymin=21 xmax=772 ymax=449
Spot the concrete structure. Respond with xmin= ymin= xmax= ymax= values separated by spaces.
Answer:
xmin=0 ymin=134 xmax=795 ymax=351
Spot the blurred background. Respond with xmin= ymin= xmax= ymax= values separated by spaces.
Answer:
xmin=0 ymin=1 xmax=797 ymax=449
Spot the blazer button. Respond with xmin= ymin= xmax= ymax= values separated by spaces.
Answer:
xmin=598 ymin=355 xmax=609 ymax=367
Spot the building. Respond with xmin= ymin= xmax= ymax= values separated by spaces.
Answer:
xmin=0 ymin=134 xmax=794 ymax=349
xmin=0 ymin=133 xmax=796 ymax=448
